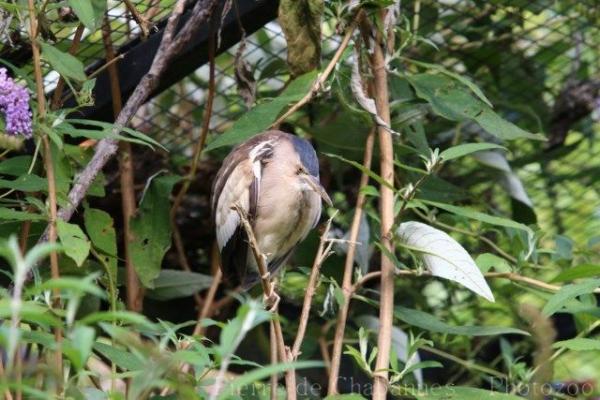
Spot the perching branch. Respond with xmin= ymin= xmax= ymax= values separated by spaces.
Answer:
xmin=232 ymin=204 xmax=296 ymax=400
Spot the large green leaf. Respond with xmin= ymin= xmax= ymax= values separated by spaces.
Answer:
xmin=84 ymin=207 xmax=117 ymax=278
xmin=0 ymin=156 xmax=32 ymax=176
xmin=0 ymin=174 xmax=47 ymax=192
xmin=130 ymin=175 xmax=181 ymax=288
xmin=395 ymin=306 xmax=529 ymax=336
xmin=414 ymin=387 xmax=522 ymax=399
xmin=542 ymin=279 xmax=600 ymax=317
xmin=40 ymin=42 xmax=87 ymax=82
xmin=57 ymin=220 xmax=91 ymax=267
xmin=205 ymin=71 xmax=317 ymax=151
xmin=0 ymin=208 xmax=45 ymax=222
xmin=406 ymin=73 xmax=543 ymax=141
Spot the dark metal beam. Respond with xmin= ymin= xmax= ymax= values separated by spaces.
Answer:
xmin=65 ymin=0 xmax=279 ymax=122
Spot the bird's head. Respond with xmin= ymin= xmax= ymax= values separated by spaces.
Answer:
xmin=295 ymin=163 xmax=332 ymax=207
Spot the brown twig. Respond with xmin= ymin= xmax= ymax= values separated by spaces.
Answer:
xmin=51 ymin=0 xmax=221 ymax=228
xmin=291 ymin=213 xmax=337 ymax=359
xmin=101 ymin=17 xmax=143 ymax=312
xmin=232 ymin=204 xmax=296 ymax=400
xmin=363 ymin=10 xmax=395 ymax=399
xmin=27 ymin=0 xmax=63 ymax=390
xmin=327 ymin=129 xmax=375 ymax=394
xmin=270 ymin=321 xmax=279 ymax=400
xmin=0 ymin=355 xmax=14 ymax=400
xmin=271 ymin=11 xmax=363 ymax=128
xmin=123 ymin=0 xmax=150 ymax=38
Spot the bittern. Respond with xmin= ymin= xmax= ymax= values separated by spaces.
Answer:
xmin=212 ymin=130 xmax=331 ymax=289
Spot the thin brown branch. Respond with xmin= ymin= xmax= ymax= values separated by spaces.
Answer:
xmin=50 ymin=24 xmax=84 ymax=110
xmin=271 ymin=11 xmax=363 ymax=127
xmin=327 ymin=128 xmax=375 ymax=394
xmin=364 ymin=9 xmax=395 ymax=399
xmin=291 ymin=214 xmax=337 ymax=359
xmin=101 ymin=17 xmax=143 ymax=312
xmin=232 ymin=204 xmax=296 ymax=400
xmin=27 ymin=0 xmax=63 ymax=388
xmin=270 ymin=321 xmax=279 ymax=400
xmin=170 ymin=24 xmax=217 ymax=309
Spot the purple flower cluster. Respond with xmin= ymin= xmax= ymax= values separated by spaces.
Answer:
xmin=0 ymin=67 xmax=32 ymax=138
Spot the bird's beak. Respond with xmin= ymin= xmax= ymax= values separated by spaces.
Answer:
xmin=304 ymin=175 xmax=332 ymax=207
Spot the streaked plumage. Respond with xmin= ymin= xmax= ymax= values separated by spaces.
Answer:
xmin=212 ymin=130 xmax=331 ymax=288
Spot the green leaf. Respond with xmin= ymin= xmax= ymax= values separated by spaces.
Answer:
xmin=421 ymin=200 xmax=532 ymax=235
xmin=324 ymin=395 xmax=367 ymax=400
xmin=146 ymin=269 xmax=213 ymax=301
xmin=64 ymin=325 xmax=95 ymax=370
xmin=84 ymin=207 xmax=117 ymax=277
xmin=395 ymin=306 xmax=529 ymax=336
xmin=542 ymin=279 xmax=600 ymax=317
xmin=440 ymin=143 xmax=506 ymax=161
xmin=551 ymin=264 xmax=600 ymax=283
xmin=476 ymin=253 xmax=511 ymax=273
xmin=57 ymin=220 xmax=91 ymax=267
xmin=400 ymin=57 xmax=494 ymax=107
xmin=0 ymin=208 xmax=45 ymax=222
xmin=26 ymin=277 xmax=105 ymax=299
xmin=205 ymin=71 xmax=318 ymax=151
xmin=39 ymin=42 xmax=87 ymax=82
xmin=414 ymin=387 xmax=522 ymax=399
xmin=406 ymin=73 xmax=543 ymax=141
xmin=0 ymin=174 xmax=47 ymax=192
xmin=552 ymin=338 xmax=600 ymax=351
xmin=221 ymin=361 xmax=324 ymax=398
xmin=0 ymin=156 xmax=32 ymax=176
xmin=130 ymin=175 xmax=181 ymax=288
xmin=67 ymin=0 xmax=106 ymax=30
xmin=93 ymin=342 xmax=144 ymax=371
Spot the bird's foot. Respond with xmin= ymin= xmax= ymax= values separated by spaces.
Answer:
xmin=263 ymin=289 xmax=280 ymax=312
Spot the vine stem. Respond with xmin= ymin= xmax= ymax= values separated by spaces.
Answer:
xmin=27 ymin=0 xmax=63 ymax=391
xmin=101 ymin=16 xmax=143 ymax=313
xmin=363 ymin=10 xmax=395 ymax=399
xmin=327 ymin=128 xmax=375 ymax=394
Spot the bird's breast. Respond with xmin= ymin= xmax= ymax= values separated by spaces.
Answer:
xmin=253 ymin=171 xmax=320 ymax=262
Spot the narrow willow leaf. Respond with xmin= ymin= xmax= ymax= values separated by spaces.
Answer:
xmin=397 ymin=221 xmax=495 ymax=301
xmin=0 ymin=208 xmax=45 ymax=222
xmin=146 ymin=269 xmax=213 ymax=301
xmin=542 ymin=279 xmax=600 ymax=317
xmin=552 ymin=338 xmax=600 ymax=351
xmin=325 ymin=153 xmax=394 ymax=190
xmin=39 ymin=42 xmax=87 ymax=82
xmin=550 ymin=264 xmax=600 ymax=283
xmin=57 ymin=220 xmax=91 ymax=267
xmin=93 ymin=342 xmax=144 ymax=371
xmin=84 ymin=207 xmax=117 ymax=278
xmin=439 ymin=143 xmax=506 ymax=161
xmin=421 ymin=200 xmax=532 ymax=235
xmin=205 ymin=71 xmax=317 ymax=151
xmin=395 ymin=306 xmax=528 ymax=336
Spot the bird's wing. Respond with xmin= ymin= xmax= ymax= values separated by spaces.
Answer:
xmin=212 ymin=135 xmax=276 ymax=286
